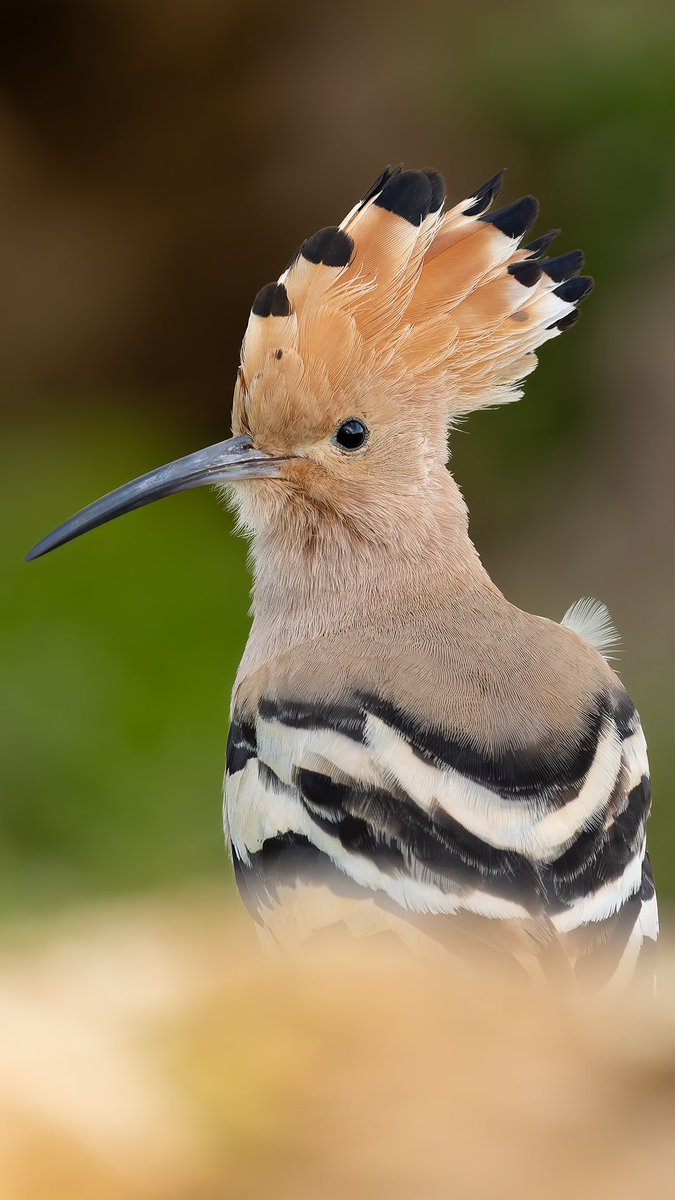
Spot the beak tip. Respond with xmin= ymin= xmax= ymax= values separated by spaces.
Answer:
xmin=25 ymin=535 xmax=56 ymax=561
xmin=23 ymin=434 xmax=277 ymax=564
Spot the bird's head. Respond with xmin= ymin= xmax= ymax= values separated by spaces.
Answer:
xmin=227 ymin=268 xmax=451 ymax=546
xmin=27 ymin=166 xmax=591 ymax=562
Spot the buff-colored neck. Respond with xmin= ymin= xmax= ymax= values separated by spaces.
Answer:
xmin=236 ymin=467 xmax=500 ymax=677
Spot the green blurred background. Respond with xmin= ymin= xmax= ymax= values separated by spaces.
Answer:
xmin=1 ymin=0 xmax=674 ymax=917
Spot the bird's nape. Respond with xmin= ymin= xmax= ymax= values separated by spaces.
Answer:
xmin=25 ymin=434 xmax=288 ymax=560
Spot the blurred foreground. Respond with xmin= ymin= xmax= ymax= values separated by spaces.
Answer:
xmin=2 ymin=890 xmax=674 ymax=1200
xmin=1 ymin=0 xmax=675 ymax=923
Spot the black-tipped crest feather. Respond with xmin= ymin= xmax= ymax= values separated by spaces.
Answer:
xmin=359 ymin=163 xmax=402 ymax=209
xmin=541 ymin=250 xmax=585 ymax=282
xmin=252 ymin=281 xmax=292 ymax=318
xmin=374 ymin=170 xmax=434 ymax=225
xmin=463 ymin=170 xmax=505 ymax=217
xmin=554 ymin=276 xmax=594 ymax=304
xmin=550 ymin=309 xmax=581 ymax=332
xmin=481 ymin=195 xmax=539 ymax=239
xmin=422 ymin=169 xmax=447 ymax=213
xmin=301 ymin=226 xmax=354 ymax=268
xmin=524 ymin=229 xmax=561 ymax=257
xmin=508 ymin=260 xmax=542 ymax=288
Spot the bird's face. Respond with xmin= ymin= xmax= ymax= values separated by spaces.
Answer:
xmin=24 ymin=388 xmax=443 ymax=563
xmin=228 ymin=352 xmax=447 ymax=542
xmin=24 ymin=363 xmax=444 ymax=562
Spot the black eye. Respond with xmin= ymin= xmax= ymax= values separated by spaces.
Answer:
xmin=334 ymin=419 xmax=368 ymax=451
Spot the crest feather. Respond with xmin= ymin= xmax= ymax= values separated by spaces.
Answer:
xmin=238 ymin=164 xmax=592 ymax=425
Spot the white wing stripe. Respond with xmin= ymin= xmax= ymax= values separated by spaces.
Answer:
xmin=621 ymin=725 xmax=649 ymax=791
xmin=255 ymin=716 xmax=380 ymax=790
xmin=224 ymin=700 xmax=655 ymax=966
xmin=364 ymin=713 xmax=622 ymax=860
xmin=551 ymin=843 xmax=645 ymax=932
xmin=225 ymin=761 xmax=531 ymax=921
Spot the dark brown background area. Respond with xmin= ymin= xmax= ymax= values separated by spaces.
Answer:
xmin=1 ymin=0 xmax=674 ymax=911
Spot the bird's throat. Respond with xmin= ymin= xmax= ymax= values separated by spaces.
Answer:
xmin=242 ymin=471 xmax=494 ymax=668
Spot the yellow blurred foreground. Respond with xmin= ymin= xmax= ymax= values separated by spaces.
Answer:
xmin=1 ymin=890 xmax=674 ymax=1200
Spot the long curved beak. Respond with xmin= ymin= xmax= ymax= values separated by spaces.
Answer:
xmin=26 ymin=434 xmax=285 ymax=561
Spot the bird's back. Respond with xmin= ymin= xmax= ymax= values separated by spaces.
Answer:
xmin=225 ymin=592 xmax=657 ymax=989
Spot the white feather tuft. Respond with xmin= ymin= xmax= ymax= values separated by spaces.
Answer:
xmin=561 ymin=597 xmax=621 ymax=662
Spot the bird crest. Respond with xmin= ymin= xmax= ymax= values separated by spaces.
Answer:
xmin=234 ymin=165 xmax=592 ymax=450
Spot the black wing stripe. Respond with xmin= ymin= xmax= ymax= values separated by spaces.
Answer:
xmin=233 ymin=835 xmax=531 ymax=980
xmin=260 ymin=691 xmax=618 ymax=804
xmin=294 ymin=765 xmax=546 ymax=906
xmin=364 ymin=693 xmax=611 ymax=800
xmin=226 ymin=716 xmax=257 ymax=775
xmin=235 ymin=832 xmax=401 ymax=915
xmin=641 ymin=853 xmax=656 ymax=901
xmin=542 ymin=775 xmax=650 ymax=908
xmin=228 ymin=688 xmax=652 ymax=971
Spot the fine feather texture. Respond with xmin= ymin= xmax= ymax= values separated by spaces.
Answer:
xmin=236 ymin=164 xmax=588 ymax=442
xmin=561 ymin=597 xmax=621 ymax=662
xmin=226 ymin=648 xmax=656 ymax=988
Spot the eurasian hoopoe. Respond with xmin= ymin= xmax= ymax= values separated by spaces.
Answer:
xmin=28 ymin=165 xmax=657 ymax=988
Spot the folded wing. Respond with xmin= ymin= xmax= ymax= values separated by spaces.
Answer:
xmin=225 ymin=683 xmax=656 ymax=989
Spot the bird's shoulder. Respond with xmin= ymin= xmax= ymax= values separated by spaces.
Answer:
xmin=232 ymin=598 xmax=624 ymax=754
xmin=225 ymin=606 xmax=655 ymax=980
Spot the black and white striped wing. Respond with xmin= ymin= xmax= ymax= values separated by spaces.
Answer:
xmin=225 ymin=689 xmax=657 ymax=985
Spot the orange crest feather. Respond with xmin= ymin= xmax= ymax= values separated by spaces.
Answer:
xmin=236 ymin=165 xmax=592 ymax=435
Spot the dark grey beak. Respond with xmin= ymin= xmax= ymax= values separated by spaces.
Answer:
xmin=26 ymin=434 xmax=285 ymax=561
